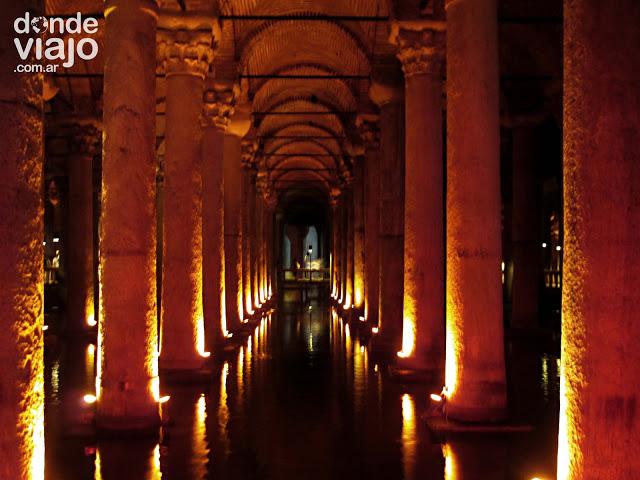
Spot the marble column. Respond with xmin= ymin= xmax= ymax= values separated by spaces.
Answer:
xmin=356 ymin=115 xmax=381 ymax=327
xmin=370 ymin=82 xmax=405 ymax=353
xmin=0 ymin=0 xmax=44 ymax=475
xmin=445 ymin=0 xmax=506 ymax=421
xmin=511 ymin=127 xmax=540 ymax=329
xmin=224 ymin=113 xmax=250 ymax=331
xmin=344 ymin=183 xmax=355 ymax=310
xmin=158 ymin=26 xmax=213 ymax=370
xmin=202 ymin=82 xmax=235 ymax=348
xmin=352 ymin=157 xmax=366 ymax=311
xmin=67 ymin=125 xmax=100 ymax=333
xmin=393 ymin=26 xmax=445 ymax=375
xmin=558 ymin=1 xmax=640 ymax=478
xmin=98 ymin=0 xmax=160 ymax=430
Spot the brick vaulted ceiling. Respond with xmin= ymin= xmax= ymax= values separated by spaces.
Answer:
xmin=44 ymin=0 xmax=561 ymax=205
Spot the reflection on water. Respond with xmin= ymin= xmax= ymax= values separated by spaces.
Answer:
xmin=44 ymin=287 xmax=559 ymax=480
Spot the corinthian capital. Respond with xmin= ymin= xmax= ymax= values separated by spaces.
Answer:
xmin=157 ymin=28 xmax=214 ymax=78
xmin=241 ymin=140 xmax=258 ymax=169
xmin=355 ymin=113 xmax=380 ymax=151
xmin=202 ymin=81 xmax=238 ymax=131
xmin=390 ymin=25 xmax=445 ymax=78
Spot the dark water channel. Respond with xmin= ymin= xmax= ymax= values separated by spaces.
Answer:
xmin=44 ymin=287 xmax=559 ymax=479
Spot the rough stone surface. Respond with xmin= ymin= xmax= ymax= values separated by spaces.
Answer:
xmin=0 ymin=2 xmax=44 ymax=477
xmin=98 ymin=0 xmax=160 ymax=429
xmin=445 ymin=0 xmax=507 ymax=421
xmin=559 ymin=1 xmax=640 ymax=478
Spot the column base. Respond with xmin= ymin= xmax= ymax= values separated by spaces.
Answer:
xmin=426 ymin=416 xmax=533 ymax=435
xmin=159 ymin=365 xmax=214 ymax=383
xmin=389 ymin=357 xmax=441 ymax=384
xmin=96 ymin=412 xmax=161 ymax=436
xmin=445 ymin=402 xmax=508 ymax=424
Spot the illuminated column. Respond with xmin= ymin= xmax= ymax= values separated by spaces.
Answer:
xmin=511 ymin=127 xmax=540 ymax=329
xmin=393 ymin=26 xmax=445 ymax=373
xmin=357 ymin=116 xmax=381 ymax=326
xmin=445 ymin=0 xmax=506 ymax=421
xmin=67 ymin=125 xmax=100 ymax=332
xmin=251 ymin=181 xmax=261 ymax=307
xmin=0 ymin=1 xmax=44 ymax=475
xmin=370 ymin=81 xmax=404 ymax=352
xmin=344 ymin=181 xmax=355 ymax=309
xmin=202 ymin=82 xmax=235 ymax=347
xmin=158 ymin=26 xmax=213 ymax=369
xmin=224 ymin=112 xmax=250 ymax=331
xmin=329 ymin=189 xmax=340 ymax=299
xmin=98 ymin=0 xmax=160 ymax=429
xmin=558 ymin=1 xmax=640 ymax=478
xmin=240 ymin=141 xmax=257 ymax=316
xmin=352 ymin=157 xmax=365 ymax=311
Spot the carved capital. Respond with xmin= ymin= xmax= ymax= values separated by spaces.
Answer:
xmin=202 ymin=82 xmax=238 ymax=131
xmin=392 ymin=28 xmax=445 ymax=78
xmin=157 ymin=29 xmax=214 ymax=78
xmin=355 ymin=113 xmax=380 ymax=150
xmin=241 ymin=140 xmax=258 ymax=169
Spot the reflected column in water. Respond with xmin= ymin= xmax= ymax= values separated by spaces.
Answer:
xmin=442 ymin=439 xmax=508 ymax=480
xmin=95 ymin=441 xmax=161 ymax=480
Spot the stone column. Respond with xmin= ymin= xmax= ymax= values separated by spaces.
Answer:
xmin=224 ymin=111 xmax=250 ymax=330
xmin=370 ymin=82 xmax=405 ymax=353
xmin=158 ymin=26 xmax=213 ymax=370
xmin=251 ymin=180 xmax=261 ymax=307
xmin=67 ymin=125 xmax=100 ymax=333
xmin=393 ymin=25 xmax=445 ymax=375
xmin=98 ymin=0 xmax=160 ymax=430
xmin=344 ymin=182 xmax=355 ymax=309
xmin=202 ymin=82 xmax=235 ymax=348
xmin=558 ymin=1 xmax=640 ymax=478
xmin=241 ymin=141 xmax=257 ymax=316
xmin=0 ymin=1 xmax=44 ymax=475
xmin=352 ymin=157 xmax=366 ymax=311
xmin=357 ymin=115 xmax=381 ymax=326
xmin=511 ymin=127 xmax=540 ymax=330
xmin=445 ymin=0 xmax=506 ymax=421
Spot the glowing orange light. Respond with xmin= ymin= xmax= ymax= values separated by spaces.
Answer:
xmin=158 ymin=395 xmax=170 ymax=404
xmin=87 ymin=313 xmax=97 ymax=327
xmin=83 ymin=394 xmax=97 ymax=404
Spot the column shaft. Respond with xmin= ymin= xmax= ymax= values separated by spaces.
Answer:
xmin=445 ymin=0 xmax=506 ymax=421
xmin=202 ymin=126 xmax=227 ymax=346
xmin=511 ymin=127 xmax=540 ymax=329
xmin=558 ymin=1 xmax=640 ymax=478
xmin=161 ymin=72 xmax=206 ymax=369
xmin=353 ymin=161 xmax=366 ymax=311
xmin=67 ymin=143 xmax=96 ymax=332
xmin=398 ymin=37 xmax=445 ymax=374
xmin=98 ymin=0 xmax=160 ymax=429
xmin=375 ymin=98 xmax=405 ymax=352
xmin=0 ymin=1 xmax=44 ymax=474
xmin=224 ymin=135 xmax=244 ymax=330
xmin=364 ymin=148 xmax=380 ymax=326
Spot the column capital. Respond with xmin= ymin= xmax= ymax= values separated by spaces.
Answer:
xmin=390 ymin=25 xmax=445 ymax=78
xmin=329 ymin=187 xmax=342 ymax=208
xmin=157 ymin=28 xmax=214 ymax=78
xmin=240 ymin=139 xmax=258 ymax=169
xmin=355 ymin=113 xmax=380 ymax=151
xmin=202 ymin=80 xmax=238 ymax=131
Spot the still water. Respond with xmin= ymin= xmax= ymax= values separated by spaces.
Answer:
xmin=44 ymin=288 xmax=559 ymax=480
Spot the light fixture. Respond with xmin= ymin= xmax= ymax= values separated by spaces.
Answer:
xmin=158 ymin=395 xmax=170 ymax=404
xmin=371 ymin=327 xmax=379 ymax=334
xmin=358 ymin=315 xmax=365 ymax=322
xmin=43 ymin=325 xmax=49 ymax=331
xmin=200 ymin=351 xmax=211 ymax=358
xmin=430 ymin=393 xmax=443 ymax=402
xmin=556 ymin=245 xmax=562 ymax=251
xmin=542 ymin=242 xmax=547 ymax=248
xmin=53 ymin=237 xmax=60 ymax=243
xmin=83 ymin=394 xmax=97 ymax=404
